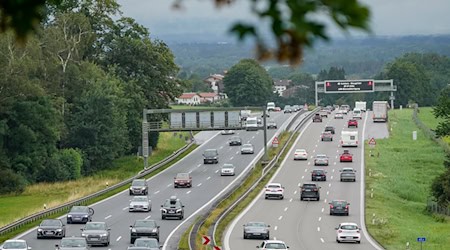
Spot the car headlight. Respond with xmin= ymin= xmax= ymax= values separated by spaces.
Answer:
xmin=101 ymin=233 xmax=108 ymax=237
xmin=81 ymin=233 xmax=87 ymax=237
xmin=161 ymin=209 xmax=167 ymax=213
xmin=67 ymin=214 xmax=72 ymax=217
xmin=131 ymin=229 xmax=136 ymax=233
xmin=152 ymin=228 xmax=158 ymax=233
xmin=37 ymin=228 xmax=43 ymax=232
xmin=56 ymin=229 xmax=62 ymax=232
xmin=83 ymin=215 xmax=88 ymax=217
xmin=176 ymin=209 xmax=183 ymax=213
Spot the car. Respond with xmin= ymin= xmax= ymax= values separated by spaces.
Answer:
xmin=130 ymin=219 xmax=160 ymax=243
xmin=161 ymin=196 xmax=184 ymax=220
xmin=80 ymin=221 xmax=110 ymax=246
xmin=129 ymin=196 xmax=152 ymax=212
xmin=325 ymin=125 xmax=335 ymax=134
xmin=348 ymin=119 xmax=358 ymax=128
xmin=220 ymin=130 xmax=235 ymax=135
xmin=228 ymin=136 xmax=242 ymax=146
xmin=340 ymin=168 xmax=357 ymax=182
xmin=256 ymin=240 xmax=289 ymax=249
xmin=339 ymin=150 xmax=353 ymax=162
xmin=293 ymin=149 xmax=308 ymax=160
xmin=274 ymin=107 xmax=282 ymax=112
xmin=56 ymin=237 xmax=89 ymax=250
xmin=312 ymin=113 xmax=322 ymax=122
xmin=264 ymin=183 xmax=284 ymax=199
xmin=314 ymin=154 xmax=329 ymax=166
xmin=66 ymin=206 xmax=94 ymax=224
xmin=292 ymin=105 xmax=301 ymax=111
xmin=174 ymin=172 xmax=192 ymax=188
xmin=335 ymin=222 xmax=361 ymax=243
xmin=243 ymin=222 xmax=270 ymax=239
xmin=203 ymin=149 xmax=219 ymax=164
xmin=300 ymin=183 xmax=320 ymax=201
xmin=283 ymin=105 xmax=292 ymax=113
xmin=311 ymin=169 xmax=327 ymax=181
xmin=131 ymin=237 xmax=161 ymax=250
xmin=334 ymin=111 xmax=344 ymax=119
xmin=127 ymin=247 xmax=157 ymax=250
xmin=0 ymin=240 xmax=31 ymax=250
xmin=129 ymin=179 xmax=149 ymax=195
xmin=266 ymin=119 xmax=277 ymax=129
xmin=319 ymin=110 xmax=328 ymax=117
xmin=240 ymin=143 xmax=255 ymax=154
xmin=37 ymin=219 xmax=66 ymax=239
xmin=329 ymin=200 xmax=350 ymax=216
xmin=321 ymin=131 xmax=333 ymax=141
xmin=220 ymin=163 xmax=235 ymax=176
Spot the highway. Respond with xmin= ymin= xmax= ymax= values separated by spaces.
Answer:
xmin=16 ymin=110 xmax=300 ymax=250
xmin=225 ymin=110 xmax=386 ymax=250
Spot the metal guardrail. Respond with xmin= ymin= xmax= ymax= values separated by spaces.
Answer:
xmin=187 ymin=108 xmax=319 ymax=249
xmin=0 ymin=135 xmax=196 ymax=236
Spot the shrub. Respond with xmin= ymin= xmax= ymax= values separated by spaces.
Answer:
xmin=0 ymin=168 xmax=26 ymax=194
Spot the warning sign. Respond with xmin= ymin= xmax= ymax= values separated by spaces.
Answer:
xmin=368 ymin=137 xmax=376 ymax=146
xmin=272 ymin=137 xmax=279 ymax=144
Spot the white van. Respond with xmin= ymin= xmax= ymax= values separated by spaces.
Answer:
xmin=341 ymin=131 xmax=358 ymax=147
xmin=245 ymin=117 xmax=259 ymax=131
xmin=352 ymin=108 xmax=362 ymax=119
xmin=266 ymin=102 xmax=276 ymax=112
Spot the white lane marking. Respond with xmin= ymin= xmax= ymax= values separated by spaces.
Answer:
xmin=203 ymin=169 xmax=207 ymax=172
xmin=329 ymin=183 xmax=332 ymax=187
xmin=274 ymin=226 xmax=278 ymax=231
xmin=207 ymin=176 xmax=211 ymax=180
xmin=122 ymin=207 xmax=128 ymax=210
xmin=334 ymin=162 xmax=336 ymax=165
xmin=294 ymin=190 xmax=298 ymax=195
xmin=116 ymin=236 xmax=121 ymax=242
xmin=335 ymin=156 xmax=338 ymax=159
xmin=105 ymin=215 xmax=112 ymax=220
xmin=317 ymin=227 xmax=321 ymax=232
xmin=324 ymin=199 xmax=327 ymax=203
xmin=230 ymin=156 xmax=234 ymax=160
xmin=219 ymin=146 xmax=224 ymax=149
xmin=252 ymin=136 xmax=255 ymax=139
xmin=302 ymin=176 xmax=304 ymax=179
xmin=298 ymin=182 xmax=301 ymax=187
xmin=188 ymin=170 xmax=193 ymax=174
xmin=332 ymin=169 xmax=335 ymax=173
xmin=318 ymin=217 xmax=322 ymax=221
xmin=308 ymin=162 xmax=311 ymax=165
xmin=215 ymin=170 xmax=219 ymax=173
xmin=167 ymin=184 xmax=172 ymax=187
xmin=197 ymin=163 xmax=201 ymax=167
xmin=154 ymin=190 xmax=160 ymax=194
xmin=278 ymin=216 xmax=283 ymax=220
xmin=336 ymin=150 xmax=339 ymax=153
xmin=186 ymin=190 xmax=191 ymax=194
xmin=312 ymin=150 xmax=315 ymax=153
xmin=331 ymin=176 xmax=333 ymax=180
xmin=304 ymin=169 xmax=308 ymax=172
xmin=145 ymin=215 xmax=151 ymax=219
xmin=320 ymin=238 xmax=325 ymax=243
xmin=321 ymin=208 xmax=325 ymax=213
xmin=315 ymin=144 xmax=318 ymax=147
xmin=326 ymin=191 xmax=329 ymax=195
xmin=236 ymin=151 xmax=239 ymax=154
xmin=289 ymin=198 xmax=293 ymax=202
xmin=197 ymin=183 xmax=202 ymax=187
xmin=284 ymin=207 xmax=288 ymax=212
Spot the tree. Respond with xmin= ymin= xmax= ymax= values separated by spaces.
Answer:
xmin=433 ymin=86 xmax=450 ymax=137
xmin=223 ymin=59 xmax=273 ymax=106
xmin=0 ymin=0 xmax=371 ymax=65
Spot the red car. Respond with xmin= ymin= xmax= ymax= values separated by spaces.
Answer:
xmin=348 ymin=119 xmax=358 ymax=128
xmin=340 ymin=150 xmax=353 ymax=162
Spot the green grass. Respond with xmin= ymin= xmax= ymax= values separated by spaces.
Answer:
xmin=0 ymin=132 xmax=192 ymax=235
xmin=366 ymin=109 xmax=449 ymax=249
xmin=416 ymin=107 xmax=443 ymax=129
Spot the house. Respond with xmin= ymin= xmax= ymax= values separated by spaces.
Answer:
xmin=274 ymin=79 xmax=292 ymax=96
xmin=199 ymin=92 xmax=220 ymax=103
xmin=176 ymin=93 xmax=201 ymax=105
xmin=204 ymin=74 xmax=225 ymax=94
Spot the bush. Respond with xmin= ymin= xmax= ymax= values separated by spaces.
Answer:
xmin=0 ymin=168 xmax=26 ymax=194
xmin=38 ymin=149 xmax=83 ymax=182
xmin=431 ymin=168 xmax=450 ymax=207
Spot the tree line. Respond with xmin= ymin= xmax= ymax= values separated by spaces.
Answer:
xmin=0 ymin=1 xmax=184 ymax=194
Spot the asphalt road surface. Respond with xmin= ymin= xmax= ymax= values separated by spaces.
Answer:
xmin=225 ymin=110 xmax=386 ymax=250
xmin=15 ymin=110 xmax=300 ymax=250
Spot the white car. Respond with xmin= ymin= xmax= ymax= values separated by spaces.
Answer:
xmin=256 ymin=240 xmax=289 ymax=249
xmin=0 ymin=240 xmax=31 ymax=250
xmin=129 ymin=196 xmax=151 ymax=212
xmin=293 ymin=149 xmax=308 ymax=160
xmin=264 ymin=183 xmax=284 ymax=199
xmin=334 ymin=111 xmax=344 ymax=119
xmin=335 ymin=222 xmax=361 ymax=244
xmin=220 ymin=163 xmax=235 ymax=176
xmin=220 ymin=130 xmax=235 ymax=135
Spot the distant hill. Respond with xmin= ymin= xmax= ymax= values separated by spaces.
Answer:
xmin=167 ymin=35 xmax=450 ymax=78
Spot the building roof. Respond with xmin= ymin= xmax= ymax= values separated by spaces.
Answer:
xmin=178 ymin=93 xmax=199 ymax=99
xmin=274 ymin=79 xmax=292 ymax=86
xmin=199 ymin=92 xmax=218 ymax=98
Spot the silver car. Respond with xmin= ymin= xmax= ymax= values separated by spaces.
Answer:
xmin=240 ymin=144 xmax=254 ymax=154
xmin=1 ymin=240 xmax=31 ymax=250
xmin=129 ymin=196 xmax=151 ymax=212
xmin=243 ymin=222 xmax=270 ymax=239
xmin=56 ymin=237 xmax=89 ymax=250
xmin=220 ymin=164 xmax=235 ymax=176
xmin=130 ymin=238 xmax=161 ymax=250
xmin=81 ymin=222 xmax=110 ymax=246
xmin=314 ymin=154 xmax=329 ymax=166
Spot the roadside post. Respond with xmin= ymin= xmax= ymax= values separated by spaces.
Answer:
xmin=368 ymin=137 xmax=376 ymax=157
xmin=417 ymin=237 xmax=426 ymax=250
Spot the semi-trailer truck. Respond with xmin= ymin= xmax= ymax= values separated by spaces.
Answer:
xmin=372 ymin=101 xmax=389 ymax=122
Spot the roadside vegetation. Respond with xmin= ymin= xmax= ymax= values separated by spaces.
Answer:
xmin=0 ymin=132 xmax=190 ymax=228
xmin=418 ymin=107 xmax=450 ymax=145
xmin=365 ymin=108 xmax=449 ymax=249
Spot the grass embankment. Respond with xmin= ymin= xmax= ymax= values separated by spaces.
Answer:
xmin=366 ymin=108 xmax=449 ymax=249
xmin=178 ymin=131 xmax=297 ymax=250
xmin=417 ymin=107 xmax=450 ymax=145
xmin=0 ymin=132 xmax=193 ymax=233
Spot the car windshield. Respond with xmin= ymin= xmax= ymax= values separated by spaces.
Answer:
xmin=85 ymin=223 xmax=106 ymax=230
xmin=267 ymin=184 xmax=281 ymax=188
xmin=2 ymin=242 xmax=27 ymax=249
xmin=134 ymin=220 xmax=156 ymax=228
xmin=135 ymin=239 xmax=159 ymax=247
xmin=70 ymin=206 xmax=87 ymax=213
xmin=41 ymin=219 xmax=61 ymax=226
xmin=303 ymin=184 xmax=316 ymax=188
xmin=342 ymin=168 xmax=354 ymax=172
xmin=61 ymin=239 xmax=87 ymax=247
xmin=204 ymin=150 xmax=217 ymax=157
xmin=296 ymin=149 xmax=306 ymax=153
xmin=316 ymin=155 xmax=327 ymax=158
xmin=164 ymin=199 xmax=181 ymax=208
xmin=132 ymin=196 xmax=148 ymax=202
xmin=243 ymin=144 xmax=252 ymax=148
xmin=341 ymin=224 xmax=358 ymax=230
xmin=222 ymin=164 xmax=234 ymax=169
xmin=176 ymin=173 xmax=189 ymax=179
xmin=247 ymin=222 xmax=266 ymax=227
xmin=265 ymin=243 xmax=286 ymax=249
xmin=313 ymin=170 xmax=324 ymax=174
xmin=231 ymin=136 xmax=240 ymax=141
xmin=132 ymin=180 xmax=145 ymax=186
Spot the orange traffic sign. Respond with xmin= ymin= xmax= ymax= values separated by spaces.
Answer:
xmin=368 ymin=137 xmax=376 ymax=145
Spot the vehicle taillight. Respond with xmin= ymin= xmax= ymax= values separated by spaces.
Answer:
xmin=266 ymin=189 xmax=270 ymax=191
xmin=278 ymin=189 xmax=283 ymax=192
xmin=356 ymin=230 xmax=360 ymax=233
xmin=313 ymin=188 xmax=318 ymax=191
xmin=312 ymin=173 xmax=316 ymax=176
xmin=330 ymin=205 xmax=334 ymax=208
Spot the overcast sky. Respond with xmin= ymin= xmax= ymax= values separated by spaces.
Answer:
xmin=117 ymin=0 xmax=450 ymax=42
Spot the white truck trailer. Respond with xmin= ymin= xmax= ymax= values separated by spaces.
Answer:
xmin=355 ymin=101 xmax=367 ymax=112
xmin=372 ymin=101 xmax=389 ymax=122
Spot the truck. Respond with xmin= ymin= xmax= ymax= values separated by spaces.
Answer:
xmin=340 ymin=131 xmax=358 ymax=147
xmin=245 ymin=117 xmax=259 ymax=131
xmin=372 ymin=101 xmax=389 ymax=122
xmin=266 ymin=102 xmax=276 ymax=112
xmin=355 ymin=101 xmax=366 ymax=112
xmin=240 ymin=110 xmax=251 ymax=121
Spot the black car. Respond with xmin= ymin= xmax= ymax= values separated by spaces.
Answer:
xmin=130 ymin=220 xmax=160 ymax=243
xmin=324 ymin=125 xmax=335 ymax=134
xmin=161 ymin=196 xmax=184 ymax=220
xmin=300 ymin=183 xmax=320 ymax=201
xmin=37 ymin=219 xmax=66 ymax=239
xmin=203 ymin=149 xmax=219 ymax=164
xmin=311 ymin=169 xmax=327 ymax=181
xmin=228 ymin=136 xmax=242 ymax=146
xmin=66 ymin=206 xmax=94 ymax=224
xmin=329 ymin=200 xmax=350 ymax=216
